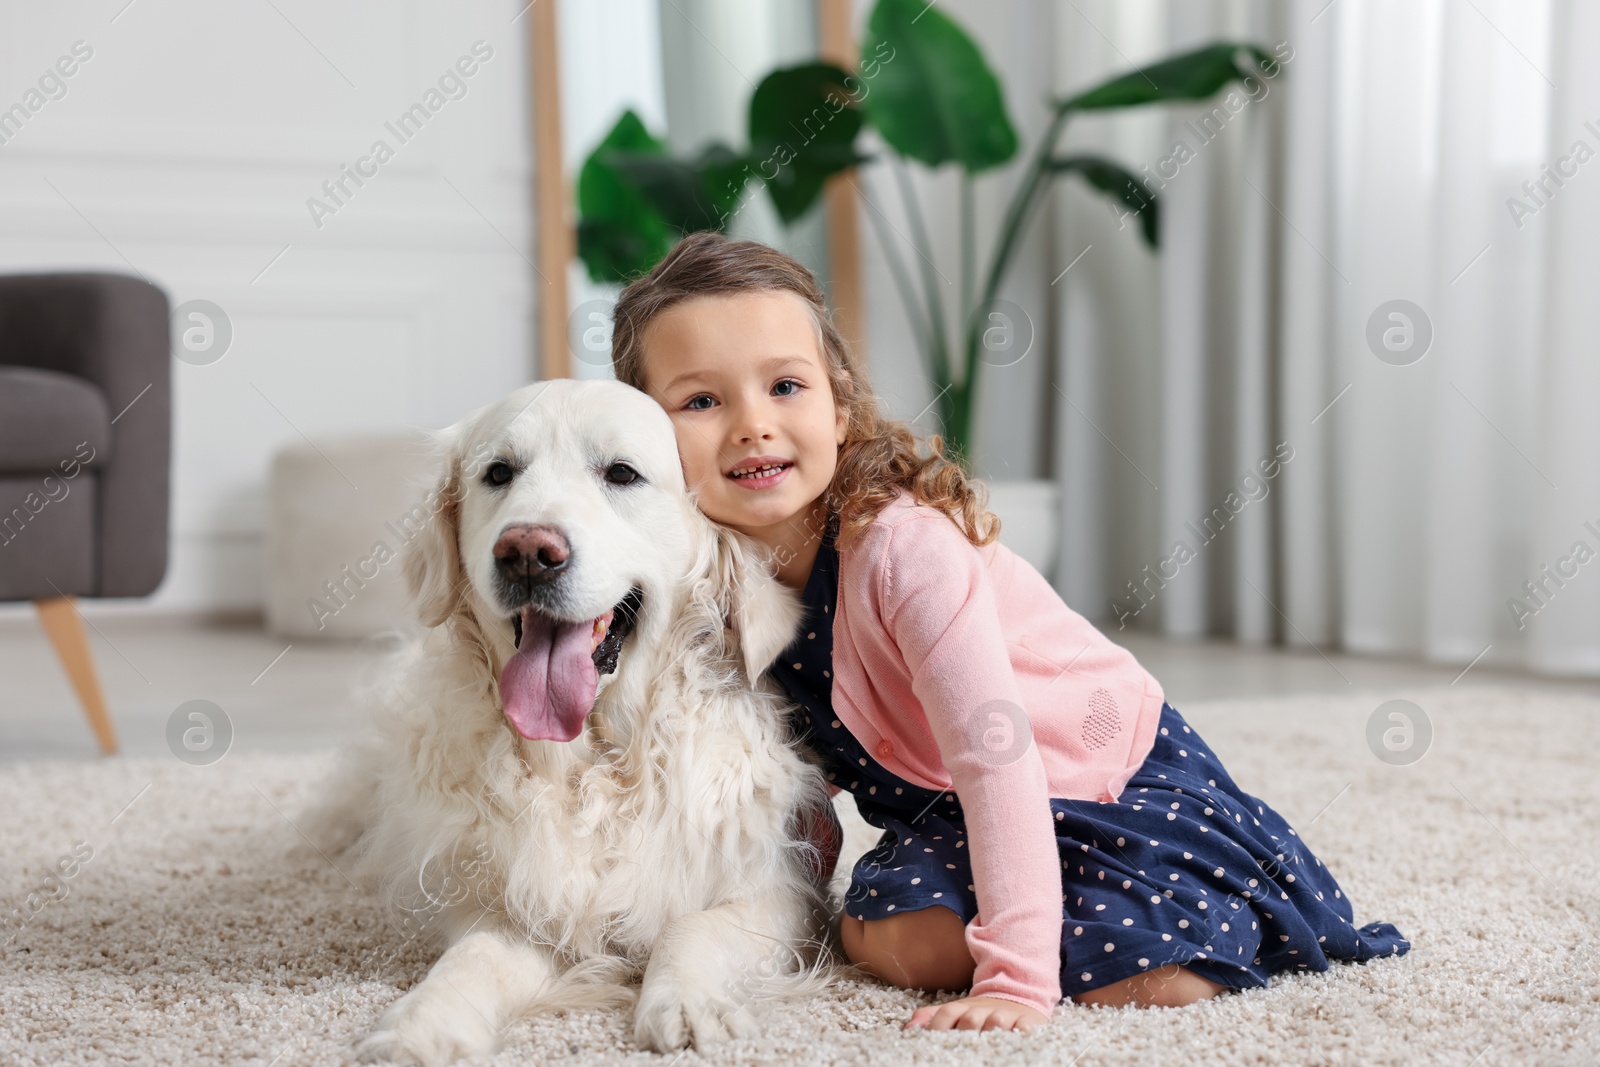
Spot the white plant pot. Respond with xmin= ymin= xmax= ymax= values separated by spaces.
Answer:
xmin=982 ymin=478 xmax=1062 ymax=581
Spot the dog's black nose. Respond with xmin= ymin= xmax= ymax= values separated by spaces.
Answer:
xmin=494 ymin=523 xmax=570 ymax=583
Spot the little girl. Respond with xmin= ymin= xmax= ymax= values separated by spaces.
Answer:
xmin=610 ymin=231 xmax=1409 ymax=1033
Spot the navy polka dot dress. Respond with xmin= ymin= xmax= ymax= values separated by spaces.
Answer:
xmin=769 ymin=511 xmax=1410 ymax=998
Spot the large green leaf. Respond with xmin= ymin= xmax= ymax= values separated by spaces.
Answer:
xmin=575 ymin=110 xmax=675 ymax=283
xmin=1048 ymin=155 xmax=1159 ymax=249
xmin=748 ymin=62 xmax=870 ymax=224
xmin=860 ymin=0 xmax=1017 ymax=173
xmin=604 ymin=142 xmax=748 ymax=234
xmin=1061 ymin=42 xmax=1278 ymax=111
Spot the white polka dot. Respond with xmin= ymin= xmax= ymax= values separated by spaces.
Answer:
xmin=1179 ymin=750 xmax=1187 ymax=757
xmin=910 ymin=877 xmax=920 ymax=885
xmin=1149 ymin=895 xmax=1160 ymax=903
xmin=1204 ymin=807 xmax=1213 ymax=816
xmin=807 ymin=632 xmax=816 ymax=639
xmin=857 ymin=758 xmax=866 ymax=766
xmin=1104 ymin=942 xmax=1115 ymax=952
xmin=1170 ymin=802 xmax=1180 ymax=810
xmin=831 ymin=720 xmax=840 ymax=728
xmin=1197 ymin=901 xmax=1207 ymax=910
xmin=1122 ymin=880 xmax=1132 ymax=889
xmin=1221 ymin=923 xmax=1229 ymax=931
xmin=1081 ymin=972 xmax=1092 ymax=981
xmin=1097 ymin=871 xmax=1105 ymax=880
xmin=887 ymin=905 xmax=895 ymax=911
xmin=1122 ymin=918 xmax=1134 ymax=926
xmin=894 ymin=787 xmax=902 ymax=794
xmin=1169 ymin=874 xmax=1180 ymax=881
xmin=1248 ymin=878 xmax=1258 ymax=887
xmin=1183 ymin=852 xmax=1192 ymax=859
xmin=1213 ymin=868 xmax=1225 ymax=877
xmin=1074 ymin=926 xmax=1083 ymax=936
xmin=1138 ymin=957 xmax=1150 ymax=967
xmin=1057 ymin=812 xmax=1064 ymax=820
xmin=1095 ymin=904 xmax=1107 ymax=911
xmin=1286 ymin=874 xmax=1296 ymax=883
xmin=1178 ymin=919 xmax=1189 ymax=928
xmin=869 ymin=889 xmax=877 ymax=896
xmin=1161 ymin=933 xmax=1172 ymax=941
xmin=1117 ymin=837 xmax=1126 ymax=847
xmin=1167 ymin=813 xmax=1176 ymax=820
xmin=1160 ymin=728 xmax=1168 ymax=735
xmin=933 ymin=892 xmax=942 ymax=898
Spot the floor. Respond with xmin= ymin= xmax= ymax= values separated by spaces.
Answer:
xmin=2 ymin=612 xmax=1596 ymax=762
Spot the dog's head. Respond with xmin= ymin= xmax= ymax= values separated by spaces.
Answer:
xmin=401 ymin=378 xmax=803 ymax=743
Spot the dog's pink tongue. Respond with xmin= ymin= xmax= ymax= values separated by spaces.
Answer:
xmin=499 ymin=608 xmax=598 ymax=742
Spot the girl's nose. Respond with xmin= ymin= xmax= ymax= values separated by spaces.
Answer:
xmin=731 ymin=398 xmax=775 ymax=442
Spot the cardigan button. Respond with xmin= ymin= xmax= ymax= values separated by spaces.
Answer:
xmin=876 ymin=740 xmax=894 ymax=759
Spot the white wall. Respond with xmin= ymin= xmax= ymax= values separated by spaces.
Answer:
xmin=0 ymin=0 xmax=536 ymax=615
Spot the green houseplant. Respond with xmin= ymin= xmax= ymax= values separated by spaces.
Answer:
xmin=577 ymin=0 xmax=1281 ymax=471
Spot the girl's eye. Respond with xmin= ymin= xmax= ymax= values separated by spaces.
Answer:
xmin=685 ymin=394 xmax=713 ymax=411
xmin=484 ymin=461 xmax=514 ymax=487
xmin=605 ymin=462 xmax=641 ymax=486
xmin=774 ymin=377 xmax=803 ymax=396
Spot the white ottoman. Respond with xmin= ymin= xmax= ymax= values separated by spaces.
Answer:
xmin=265 ymin=431 xmax=438 ymax=640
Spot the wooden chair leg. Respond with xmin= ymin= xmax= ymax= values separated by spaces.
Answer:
xmin=34 ymin=597 xmax=119 ymax=755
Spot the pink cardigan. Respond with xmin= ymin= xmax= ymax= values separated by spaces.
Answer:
xmin=825 ymin=487 xmax=1166 ymax=1017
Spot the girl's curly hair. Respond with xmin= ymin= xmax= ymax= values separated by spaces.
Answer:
xmin=609 ymin=229 xmax=999 ymax=553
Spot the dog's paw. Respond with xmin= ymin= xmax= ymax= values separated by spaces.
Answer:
xmin=356 ymin=986 xmax=501 ymax=1066
xmin=633 ymin=981 xmax=758 ymax=1053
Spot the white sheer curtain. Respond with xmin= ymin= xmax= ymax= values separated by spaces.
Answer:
xmin=1047 ymin=0 xmax=1599 ymax=677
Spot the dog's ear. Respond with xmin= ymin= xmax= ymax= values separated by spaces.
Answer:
xmin=401 ymin=427 xmax=465 ymax=628
xmin=708 ymin=523 xmax=806 ymax=683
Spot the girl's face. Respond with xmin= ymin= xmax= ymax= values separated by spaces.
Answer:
xmin=639 ymin=290 xmax=847 ymax=543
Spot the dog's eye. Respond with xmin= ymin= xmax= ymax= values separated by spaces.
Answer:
xmin=484 ymin=461 xmax=515 ymax=487
xmin=605 ymin=462 xmax=640 ymax=486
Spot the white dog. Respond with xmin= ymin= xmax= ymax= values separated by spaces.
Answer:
xmin=304 ymin=379 xmax=840 ymax=1065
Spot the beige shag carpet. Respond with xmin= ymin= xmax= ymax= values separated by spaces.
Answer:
xmin=2 ymin=684 xmax=1597 ymax=1066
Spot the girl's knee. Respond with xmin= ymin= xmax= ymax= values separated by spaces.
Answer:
xmin=840 ymin=907 xmax=974 ymax=991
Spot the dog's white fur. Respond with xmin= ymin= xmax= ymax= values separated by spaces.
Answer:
xmin=303 ymin=379 xmax=839 ymax=1064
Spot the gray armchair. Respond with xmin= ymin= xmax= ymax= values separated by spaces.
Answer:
xmin=0 ymin=273 xmax=171 ymax=754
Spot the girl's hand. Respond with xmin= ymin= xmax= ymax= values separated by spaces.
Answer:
xmin=905 ymin=995 xmax=1049 ymax=1032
